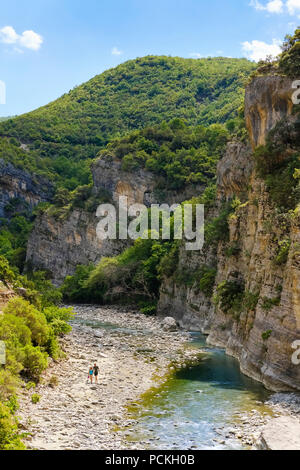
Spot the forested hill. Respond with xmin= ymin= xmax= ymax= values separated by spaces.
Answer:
xmin=0 ymin=56 xmax=255 ymax=189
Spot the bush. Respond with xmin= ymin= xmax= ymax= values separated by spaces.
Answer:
xmin=139 ymin=301 xmax=157 ymax=316
xmin=4 ymin=298 xmax=50 ymax=347
xmin=216 ymin=279 xmax=245 ymax=315
xmin=48 ymin=376 xmax=59 ymax=388
xmin=0 ymin=255 xmax=15 ymax=287
xmin=205 ymin=204 xmax=232 ymax=245
xmin=158 ymin=242 xmax=180 ymax=278
xmin=261 ymin=296 xmax=280 ymax=311
xmin=279 ymin=29 xmax=300 ymax=77
xmin=60 ymin=264 xmax=95 ymax=302
xmin=31 ymin=394 xmax=41 ymax=404
xmin=198 ymin=266 xmax=217 ymax=297
xmin=0 ymin=402 xmax=25 ymax=450
xmin=274 ymin=239 xmax=291 ymax=265
xmin=243 ymin=291 xmax=259 ymax=311
xmin=262 ymin=330 xmax=272 ymax=341
xmin=22 ymin=345 xmax=48 ymax=380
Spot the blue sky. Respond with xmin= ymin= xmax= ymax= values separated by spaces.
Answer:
xmin=0 ymin=0 xmax=299 ymax=116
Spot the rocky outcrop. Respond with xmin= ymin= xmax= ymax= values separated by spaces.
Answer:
xmin=0 ymin=158 xmax=53 ymax=218
xmin=27 ymin=153 xmax=204 ymax=283
xmin=207 ymin=175 xmax=300 ymax=391
xmin=92 ymin=153 xmax=204 ymax=206
xmin=257 ymin=416 xmax=300 ymax=450
xmin=158 ymin=243 xmax=216 ymax=331
xmin=158 ymin=74 xmax=300 ymax=391
xmin=26 ymin=209 xmax=128 ymax=285
xmin=245 ymin=75 xmax=294 ymax=148
xmin=0 ymin=284 xmax=15 ymax=313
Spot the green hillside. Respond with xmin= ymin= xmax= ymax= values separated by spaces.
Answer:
xmin=0 ymin=56 xmax=255 ymax=189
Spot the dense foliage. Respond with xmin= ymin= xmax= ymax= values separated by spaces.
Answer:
xmin=0 ymin=260 xmax=74 ymax=449
xmin=61 ymin=186 xmax=223 ymax=307
xmin=254 ymin=119 xmax=300 ymax=210
xmin=0 ymin=57 xmax=254 ymax=189
xmin=279 ymin=28 xmax=300 ymax=77
xmin=254 ymin=27 xmax=300 ymax=77
xmin=98 ymin=119 xmax=230 ymax=190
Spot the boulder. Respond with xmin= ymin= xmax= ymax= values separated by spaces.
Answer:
xmin=161 ymin=316 xmax=177 ymax=332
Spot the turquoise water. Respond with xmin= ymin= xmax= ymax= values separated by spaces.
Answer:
xmin=124 ymin=333 xmax=272 ymax=450
xmin=74 ymin=316 xmax=272 ymax=449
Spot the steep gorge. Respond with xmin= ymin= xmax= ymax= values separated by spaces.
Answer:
xmin=7 ymin=70 xmax=300 ymax=393
xmin=159 ymin=75 xmax=300 ymax=391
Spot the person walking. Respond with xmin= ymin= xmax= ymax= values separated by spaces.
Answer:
xmin=88 ymin=366 xmax=94 ymax=384
xmin=93 ymin=363 xmax=99 ymax=384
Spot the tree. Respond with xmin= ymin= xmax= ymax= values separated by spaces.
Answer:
xmin=0 ymin=256 xmax=14 ymax=287
xmin=279 ymin=28 xmax=300 ymax=76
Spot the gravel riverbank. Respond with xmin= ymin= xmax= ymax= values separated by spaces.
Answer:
xmin=18 ymin=305 xmax=300 ymax=450
xmin=18 ymin=305 xmax=200 ymax=450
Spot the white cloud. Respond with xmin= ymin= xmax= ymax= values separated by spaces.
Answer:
xmin=286 ymin=0 xmax=300 ymax=15
xmin=19 ymin=30 xmax=43 ymax=51
xmin=111 ymin=46 xmax=122 ymax=56
xmin=250 ymin=0 xmax=284 ymax=13
xmin=0 ymin=25 xmax=43 ymax=51
xmin=250 ymin=0 xmax=300 ymax=15
xmin=242 ymin=38 xmax=282 ymax=61
xmin=0 ymin=26 xmax=19 ymax=44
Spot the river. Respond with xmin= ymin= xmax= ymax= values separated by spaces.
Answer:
xmin=122 ymin=332 xmax=272 ymax=450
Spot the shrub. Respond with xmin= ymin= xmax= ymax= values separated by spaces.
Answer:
xmin=158 ymin=242 xmax=180 ymax=279
xmin=243 ymin=291 xmax=259 ymax=311
xmin=262 ymin=330 xmax=272 ymax=341
xmin=60 ymin=264 xmax=95 ymax=302
xmin=4 ymin=298 xmax=50 ymax=347
xmin=48 ymin=376 xmax=59 ymax=388
xmin=139 ymin=301 xmax=157 ymax=316
xmin=0 ymin=402 xmax=25 ymax=450
xmin=25 ymin=382 xmax=36 ymax=391
xmin=22 ymin=345 xmax=48 ymax=380
xmin=198 ymin=266 xmax=217 ymax=297
xmin=216 ymin=279 xmax=245 ymax=315
xmin=225 ymin=242 xmax=240 ymax=257
xmin=31 ymin=394 xmax=41 ymax=404
xmin=261 ymin=296 xmax=281 ymax=311
xmin=273 ymin=239 xmax=291 ymax=265
xmin=205 ymin=204 xmax=232 ymax=245
xmin=279 ymin=28 xmax=300 ymax=77
xmin=0 ymin=255 xmax=15 ymax=287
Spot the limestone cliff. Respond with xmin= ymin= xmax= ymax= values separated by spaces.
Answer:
xmin=158 ymin=75 xmax=300 ymax=391
xmin=27 ymin=153 xmax=203 ymax=283
xmin=0 ymin=158 xmax=53 ymax=218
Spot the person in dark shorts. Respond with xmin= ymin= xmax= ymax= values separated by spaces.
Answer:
xmin=93 ymin=363 xmax=99 ymax=384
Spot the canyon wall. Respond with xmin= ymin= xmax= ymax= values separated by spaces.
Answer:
xmin=0 ymin=158 xmax=53 ymax=218
xmin=158 ymin=75 xmax=300 ymax=392
xmin=27 ymin=153 xmax=203 ymax=283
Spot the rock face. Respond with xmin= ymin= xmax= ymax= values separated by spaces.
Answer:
xmin=158 ymin=75 xmax=300 ymax=392
xmin=158 ymin=242 xmax=217 ymax=332
xmin=0 ymin=158 xmax=53 ymax=218
xmin=92 ymin=153 xmax=204 ymax=207
xmin=26 ymin=209 xmax=128 ymax=285
xmin=27 ymin=153 xmax=204 ymax=283
xmin=245 ymin=75 xmax=294 ymax=148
